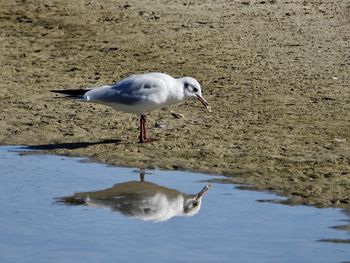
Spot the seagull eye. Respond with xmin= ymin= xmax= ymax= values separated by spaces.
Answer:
xmin=193 ymin=87 xmax=198 ymax=93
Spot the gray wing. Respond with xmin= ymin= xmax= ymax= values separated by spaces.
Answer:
xmin=84 ymin=75 xmax=167 ymax=105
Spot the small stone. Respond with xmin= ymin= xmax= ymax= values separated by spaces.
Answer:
xmin=154 ymin=121 xmax=166 ymax=128
xmin=170 ymin=111 xmax=184 ymax=119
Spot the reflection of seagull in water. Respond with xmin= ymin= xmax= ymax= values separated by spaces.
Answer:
xmin=51 ymin=72 xmax=211 ymax=143
xmin=59 ymin=171 xmax=211 ymax=222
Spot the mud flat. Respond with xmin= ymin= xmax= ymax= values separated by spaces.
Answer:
xmin=1 ymin=0 xmax=350 ymax=210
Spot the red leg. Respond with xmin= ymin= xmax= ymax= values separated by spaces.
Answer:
xmin=142 ymin=115 xmax=147 ymax=141
xmin=138 ymin=115 xmax=157 ymax=143
xmin=139 ymin=168 xmax=145 ymax=182
xmin=139 ymin=115 xmax=144 ymax=143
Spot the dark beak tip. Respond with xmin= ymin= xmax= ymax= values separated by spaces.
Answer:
xmin=195 ymin=184 xmax=212 ymax=200
xmin=196 ymin=95 xmax=211 ymax=112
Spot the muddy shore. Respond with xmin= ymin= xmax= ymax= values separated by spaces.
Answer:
xmin=1 ymin=0 xmax=350 ymax=210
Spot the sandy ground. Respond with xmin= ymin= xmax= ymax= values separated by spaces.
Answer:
xmin=1 ymin=0 xmax=350 ymax=210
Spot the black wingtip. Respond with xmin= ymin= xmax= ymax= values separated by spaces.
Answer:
xmin=50 ymin=89 xmax=90 ymax=96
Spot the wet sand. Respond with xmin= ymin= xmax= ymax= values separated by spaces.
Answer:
xmin=1 ymin=0 xmax=350 ymax=210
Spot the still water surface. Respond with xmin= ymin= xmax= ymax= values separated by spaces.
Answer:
xmin=0 ymin=146 xmax=348 ymax=263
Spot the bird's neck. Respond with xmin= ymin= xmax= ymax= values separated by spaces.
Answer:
xmin=174 ymin=79 xmax=186 ymax=101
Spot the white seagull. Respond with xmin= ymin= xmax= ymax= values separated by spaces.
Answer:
xmin=52 ymin=72 xmax=211 ymax=143
xmin=59 ymin=175 xmax=212 ymax=222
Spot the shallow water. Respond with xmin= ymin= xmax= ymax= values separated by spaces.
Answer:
xmin=0 ymin=146 xmax=349 ymax=263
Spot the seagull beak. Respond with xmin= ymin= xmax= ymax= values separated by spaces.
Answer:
xmin=194 ymin=184 xmax=212 ymax=200
xmin=196 ymin=95 xmax=212 ymax=112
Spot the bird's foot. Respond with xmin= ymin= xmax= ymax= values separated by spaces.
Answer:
xmin=139 ymin=137 xmax=158 ymax=143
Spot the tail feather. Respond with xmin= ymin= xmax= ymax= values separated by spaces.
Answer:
xmin=51 ymin=89 xmax=90 ymax=99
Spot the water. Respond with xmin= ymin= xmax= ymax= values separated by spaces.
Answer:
xmin=0 ymin=146 xmax=349 ymax=263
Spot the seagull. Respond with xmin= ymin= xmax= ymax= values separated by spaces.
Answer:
xmin=51 ymin=72 xmax=211 ymax=143
xmin=59 ymin=172 xmax=212 ymax=222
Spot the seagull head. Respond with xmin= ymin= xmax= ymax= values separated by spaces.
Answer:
xmin=183 ymin=184 xmax=212 ymax=216
xmin=179 ymin=77 xmax=212 ymax=112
